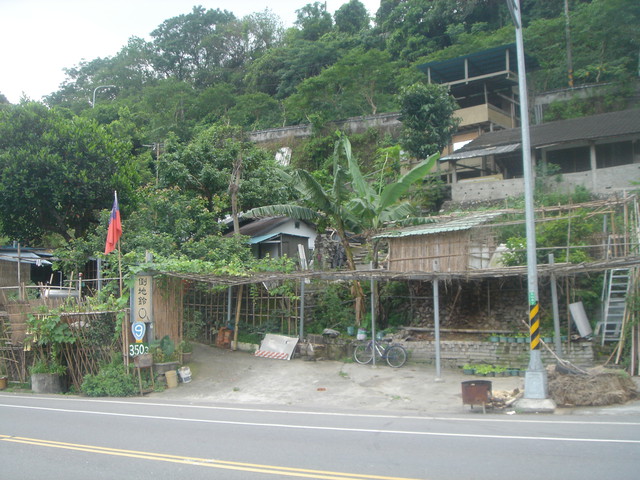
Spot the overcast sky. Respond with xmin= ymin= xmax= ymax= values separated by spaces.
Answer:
xmin=0 ymin=0 xmax=381 ymax=104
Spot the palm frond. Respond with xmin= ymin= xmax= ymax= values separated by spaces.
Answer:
xmin=243 ymin=205 xmax=322 ymax=222
xmin=294 ymin=170 xmax=337 ymax=215
xmin=379 ymin=202 xmax=416 ymax=224
xmin=379 ymin=153 xmax=439 ymax=207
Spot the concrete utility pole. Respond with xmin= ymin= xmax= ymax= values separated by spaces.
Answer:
xmin=507 ymin=0 xmax=555 ymax=412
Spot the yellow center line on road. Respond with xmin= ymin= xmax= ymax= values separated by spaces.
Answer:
xmin=0 ymin=434 xmax=423 ymax=480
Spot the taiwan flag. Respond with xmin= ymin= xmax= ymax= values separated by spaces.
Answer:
xmin=104 ymin=191 xmax=122 ymax=255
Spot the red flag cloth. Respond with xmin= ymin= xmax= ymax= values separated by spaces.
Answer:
xmin=104 ymin=192 xmax=122 ymax=255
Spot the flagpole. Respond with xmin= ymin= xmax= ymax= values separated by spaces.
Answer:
xmin=117 ymin=240 xmax=123 ymax=296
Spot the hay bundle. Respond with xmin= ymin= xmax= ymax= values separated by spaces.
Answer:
xmin=549 ymin=371 xmax=638 ymax=407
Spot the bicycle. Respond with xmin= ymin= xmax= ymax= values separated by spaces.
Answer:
xmin=353 ymin=339 xmax=407 ymax=368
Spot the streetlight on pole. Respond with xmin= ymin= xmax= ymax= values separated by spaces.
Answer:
xmin=507 ymin=0 xmax=555 ymax=412
xmin=92 ymin=85 xmax=116 ymax=108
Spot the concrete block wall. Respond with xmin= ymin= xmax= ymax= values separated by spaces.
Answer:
xmin=304 ymin=334 xmax=594 ymax=369
xmin=401 ymin=339 xmax=594 ymax=369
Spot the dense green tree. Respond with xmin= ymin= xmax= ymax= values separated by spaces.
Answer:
xmin=294 ymin=2 xmax=333 ymax=41
xmin=138 ymin=79 xmax=201 ymax=140
xmin=398 ymin=82 xmax=459 ymax=160
xmin=0 ymin=103 xmax=139 ymax=244
xmin=227 ymin=93 xmax=282 ymax=130
xmin=159 ymin=124 xmax=293 ymax=215
xmin=150 ymin=6 xmax=236 ymax=82
xmin=285 ymin=48 xmax=399 ymax=124
xmin=192 ymin=83 xmax=238 ymax=124
xmin=276 ymin=38 xmax=344 ymax=99
xmin=527 ymin=0 xmax=640 ymax=90
xmin=334 ymin=0 xmax=370 ymax=34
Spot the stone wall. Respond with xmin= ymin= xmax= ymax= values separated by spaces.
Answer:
xmin=301 ymin=334 xmax=593 ymax=369
xmin=248 ymin=113 xmax=401 ymax=145
xmin=398 ymin=339 xmax=594 ymax=369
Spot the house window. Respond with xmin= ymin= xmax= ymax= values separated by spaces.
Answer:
xmin=547 ymin=146 xmax=591 ymax=173
xmin=596 ymin=141 xmax=634 ymax=168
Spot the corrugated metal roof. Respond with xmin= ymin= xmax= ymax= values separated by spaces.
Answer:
xmin=417 ymin=44 xmax=537 ymax=84
xmin=441 ymin=143 xmax=520 ymax=161
xmin=249 ymin=232 xmax=311 ymax=245
xmin=375 ymin=212 xmax=503 ymax=239
xmin=0 ymin=251 xmax=52 ymax=265
xmin=449 ymin=109 xmax=640 ymax=157
xmin=249 ymin=233 xmax=279 ymax=244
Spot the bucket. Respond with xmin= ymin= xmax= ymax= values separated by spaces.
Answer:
xmin=0 ymin=376 xmax=7 ymax=390
xmin=356 ymin=328 xmax=367 ymax=340
xmin=178 ymin=366 xmax=192 ymax=383
xmin=165 ymin=369 xmax=178 ymax=388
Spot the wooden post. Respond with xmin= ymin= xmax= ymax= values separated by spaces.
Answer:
xmin=232 ymin=284 xmax=244 ymax=351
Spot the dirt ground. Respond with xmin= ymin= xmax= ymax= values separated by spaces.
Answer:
xmin=148 ymin=343 xmax=640 ymax=415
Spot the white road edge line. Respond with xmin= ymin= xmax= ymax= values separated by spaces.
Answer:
xmin=2 ymin=394 xmax=639 ymax=426
xmin=1 ymin=403 xmax=639 ymax=445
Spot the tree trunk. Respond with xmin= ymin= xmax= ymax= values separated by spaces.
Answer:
xmin=337 ymin=226 xmax=366 ymax=326
xmin=229 ymin=152 xmax=243 ymax=235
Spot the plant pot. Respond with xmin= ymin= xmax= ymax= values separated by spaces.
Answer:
xmin=153 ymin=361 xmax=179 ymax=376
xmin=0 ymin=376 xmax=7 ymax=390
xmin=489 ymin=335 xmax=500 ymax=342
xmin=463 ymin=368 xmax=475 ymax=375
xmin=516 ymin=337 xmax=525 ymax=343
xmin=31 ymin=373 xmax=63 ymax=394
xmin=180 ymin=352 xmax=192 ymax=364
xmin=500 ymin=336 xmax=509 ymax=343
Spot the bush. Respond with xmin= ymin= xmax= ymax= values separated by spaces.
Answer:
xmin=81 ymin=362 xmax=138 ymax=397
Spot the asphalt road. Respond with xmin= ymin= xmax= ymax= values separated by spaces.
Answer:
xmin=1 ymin=393 xmax=639 ymax=480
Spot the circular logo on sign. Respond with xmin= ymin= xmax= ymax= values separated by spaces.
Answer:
xmin=132 ymin=321 xmax=146 ymax=343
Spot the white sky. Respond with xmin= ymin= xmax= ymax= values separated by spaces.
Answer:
xmin=0 ymin=0 xmax=381 ymax=104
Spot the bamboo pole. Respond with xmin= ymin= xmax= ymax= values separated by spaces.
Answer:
xmin=232 ymin=284 xmax=244 ymax=351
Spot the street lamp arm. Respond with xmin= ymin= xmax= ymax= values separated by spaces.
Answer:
xmin=92 ymin=85 xmax=116 ymax=108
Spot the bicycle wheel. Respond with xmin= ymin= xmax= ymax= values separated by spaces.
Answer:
xmin=385 ymin=345 xmax=407 ymax=368
xmin=353 ymin=343 xmax=374 ymax=364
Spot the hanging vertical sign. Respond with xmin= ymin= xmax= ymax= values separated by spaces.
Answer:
xmin=133 ymin=275 xmax=153 ymax=324
xmin=129 ymin=275 xmax=153 ymax=357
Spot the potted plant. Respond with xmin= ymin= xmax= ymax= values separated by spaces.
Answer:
xmin=29 ymin=356 xmax=67 ymax=393
xmin=493 ymin=365 xmax=508 ymax=377
xmin=26 ymin=313 xmax=74 ymax=394
xmin=474 ymin=364 xmax=493 ymax=377
xmin=178 ymin=340 xmax=193 ymax=364
xmin=151 ymin=336 xmax=179 ymax=375
xmin=462 ymin=363 xmax=476 ymax=375
xmin=0 ymin=362 xmax=8 ymax=390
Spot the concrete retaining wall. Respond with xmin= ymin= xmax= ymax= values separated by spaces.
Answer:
xmin=304 ymin=334 xmax=594 ymax=369
xmin=400 ymin=339 xmax=594 ymax=369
